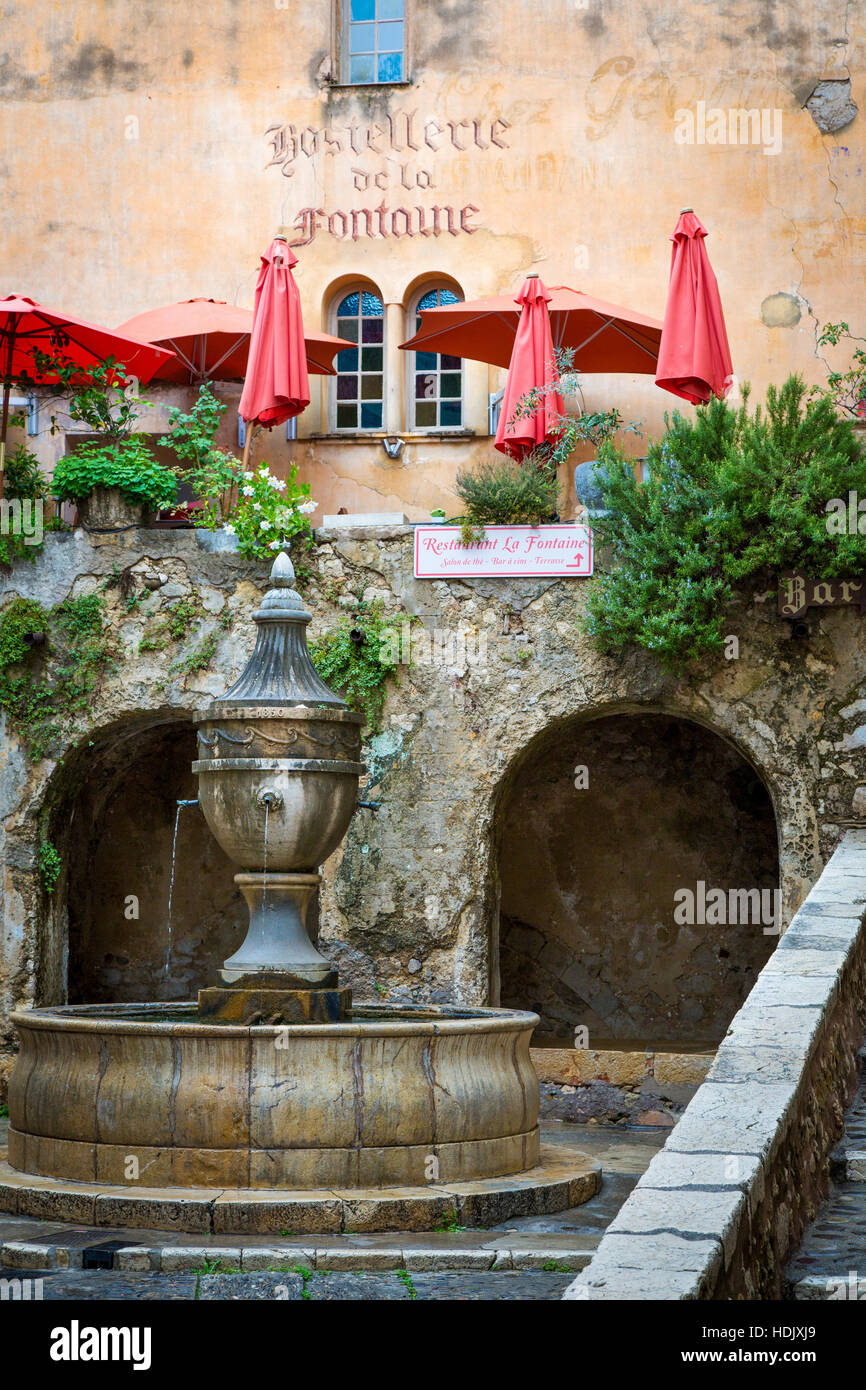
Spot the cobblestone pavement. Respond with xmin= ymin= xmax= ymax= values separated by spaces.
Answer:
xmin=0 ymin=1122 xmax=665 ymax=1302
xmin=787 ymin=1048 xmax=866 ymax=1299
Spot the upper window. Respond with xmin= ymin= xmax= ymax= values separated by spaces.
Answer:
xmin=334 ymin=291 xmax=385 ymax=431
xmin=343 ymin=0 xmax=406 ymax=84
xmin=410 ymin=287 xmax=464 ymax=430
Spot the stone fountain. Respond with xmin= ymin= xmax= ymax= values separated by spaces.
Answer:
xmin=192 ymin=548 xmax=363 ymax=1025
xmin=2 ymin=551 xmax=599 ymax=1230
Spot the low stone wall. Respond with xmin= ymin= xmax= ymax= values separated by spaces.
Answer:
xmin=565 ymin=829 xmax=866 ymax=1300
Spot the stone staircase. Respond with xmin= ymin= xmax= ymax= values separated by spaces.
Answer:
xmin=787 ymin=1046 xmax=866 ymax=1299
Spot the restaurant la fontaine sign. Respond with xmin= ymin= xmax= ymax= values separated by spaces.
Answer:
xmin=414 ymin=525 xmax=593 ymax=579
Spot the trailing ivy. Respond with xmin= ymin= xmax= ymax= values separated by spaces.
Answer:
xmin=309 ymin=600 xmax=405 ymax=733
xmin=586 ymin=376 xmax=866 ymax=669
xmin=0 ymin=592 xmax=112 ymax=758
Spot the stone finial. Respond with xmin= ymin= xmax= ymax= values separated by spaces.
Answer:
xmin=270 ymin=548 xmax=295 ymax=589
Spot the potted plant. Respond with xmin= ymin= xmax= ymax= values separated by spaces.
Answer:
xmin=160 ymin=385 xmax=242 ymax=542
xmin=52 ymin=436 xmax=178 ymax=529
xmin=430 ymin=507 xmax=446 ymax=524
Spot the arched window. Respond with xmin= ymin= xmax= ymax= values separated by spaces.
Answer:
xmin=333 ymin=290 xmax=385 ymax=431
xmin=408 ymin=287 xmax=464 ymax=431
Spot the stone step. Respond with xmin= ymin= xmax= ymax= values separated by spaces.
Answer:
xmin=829 ymin=1052 xmax=866 ymax=1180
xmin=786 ymin=1181 xmax=866 ymax=1297
xmin=0 ymin=1220 xmax=602 ymax=1274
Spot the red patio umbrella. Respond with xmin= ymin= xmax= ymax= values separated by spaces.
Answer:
xmin=0 ymin=294 xmax=174 ymax=497
xmin=495 ymin=274 xmax=564 ymax=459
xmin=238 ymin=239 xmax=310 ymax=446
xmin=655 ymin=209 xmax=733 ymax=404
xmin=400 ymin=285 xmax=662 ymax=373
xmin=117 ymin=298 xmax=351 ymax=383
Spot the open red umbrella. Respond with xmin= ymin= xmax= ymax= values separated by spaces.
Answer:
xmin=0 ymin=294 xmax=174 ymax=496
xmin=495 ymin=274 xmax=564 ymax=459
xmin=117 ymin=299 xmax=351 ymax=383
xmin=655 ymin=210 xmax=733 ymax=404
xmin=400 ymin=285 xmax=662 ymax=373
xmin=239 ymin=239 xmax=310 ymax=439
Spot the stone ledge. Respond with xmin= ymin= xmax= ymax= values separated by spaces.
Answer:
xmin=564 ymin=830 xmax=866 ymax=1302
xmin=316 ymin=525 xmax=414 ymax=543
xmin=0 ymin=1143 xmax=600 ymax=1235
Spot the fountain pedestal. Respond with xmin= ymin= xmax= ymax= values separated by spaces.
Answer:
xmin=191 ymin=549 xmax=364 ymax=1024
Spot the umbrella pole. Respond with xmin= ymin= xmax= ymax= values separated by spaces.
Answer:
xmin=242 ymin=422 xmax=253 ymax=472
xmin=0 ymin=323 xmax=17 ymax=501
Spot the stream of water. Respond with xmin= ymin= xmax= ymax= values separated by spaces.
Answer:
xmin=165 ymin=800 xmax=198 ymax=982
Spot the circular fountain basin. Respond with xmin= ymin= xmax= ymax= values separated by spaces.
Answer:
xmin=8 ymin=1002 xmax=541 ymax=1190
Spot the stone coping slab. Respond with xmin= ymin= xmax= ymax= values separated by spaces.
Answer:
xmin=0 ymin=1143 xmax=600 ymax=1235
xmin=565 ymin=830 xmax=866 ymax=1301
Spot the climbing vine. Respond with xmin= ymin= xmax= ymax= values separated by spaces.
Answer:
xmin=309 ymin=599 xmax=406 ymax=734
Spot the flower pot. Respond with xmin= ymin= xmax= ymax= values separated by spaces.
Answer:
xmin=77 ymin=487 xmax=149 ymax=530
xmin=196 ymin=527 xmax=240 ymax=553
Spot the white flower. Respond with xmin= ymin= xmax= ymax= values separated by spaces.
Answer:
xmin=243 ymin=471 xmax=254 ymax=481
xmin=260 ymin=519 xmax=271 ymax=530
xmin=297 ymin=500 xmax=317 ymax=515
xmin=242 ymin=486 xmax=254 ymax=497
xmin=223 ymin=524 xmax=235 ymax=534
xmin=268 ymin=539 xmax=281 ymax=550
xmin=268 ymin=476 xmax=286 ymax=491
xmin=252 ymin=501 xmax=261 ymax=511
xmin=258 ymin=465 xmax=270 ymax=478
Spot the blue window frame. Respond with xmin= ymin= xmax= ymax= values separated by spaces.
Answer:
xmin=334 ymin=291 xmax=385 ymax=431
xmin=345 ymin=0 xmax=405 ymax=85
xmin=411 ymin=287 xmax=463 ymax=430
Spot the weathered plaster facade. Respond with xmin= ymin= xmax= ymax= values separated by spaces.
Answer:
xmin=1 ymin=524 xmax=865 ymax=1094
xmin=1 ymin=1 xmax=863 ymax=519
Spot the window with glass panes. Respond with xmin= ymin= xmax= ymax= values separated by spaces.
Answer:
xmin=412 ymin=288 xmax=463 ymax=429
xmin=345 ymin=0 xmax=405 ymax=85
xmin=334 ymin=291 xmax=385 ymax=431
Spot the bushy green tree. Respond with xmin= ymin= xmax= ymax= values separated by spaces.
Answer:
xmin=586 ymin=376 xmax=866 ymax=668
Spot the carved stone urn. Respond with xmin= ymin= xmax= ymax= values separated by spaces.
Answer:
xmin=192 ymin=548 xmax=364 ymax=1022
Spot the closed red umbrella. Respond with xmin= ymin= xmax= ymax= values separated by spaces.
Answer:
xmin=655 ymin=209 xmax=733 ymax=404
xmin=0 ymin=294 xmax=174 ymax=496
xmin=239 ymin=238 xmax=310 ymax=431
xmin=495 ymin=274 xmax=564 ymax=459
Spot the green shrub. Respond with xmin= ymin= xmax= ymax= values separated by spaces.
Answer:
xmin=455 ymin=455 xmax=559 ymax=533
xmin=586 ymin=376 xmax=866 ymax=669
xmin=52 ymin=437 xmax=178 ymax=510
xmin=0 ymin=443 xmax=47 ymax=570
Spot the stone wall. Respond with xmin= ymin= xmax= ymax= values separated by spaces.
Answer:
xmin=566 ymin=830 xmax=866 ymax=1301
xmin=2 ymin=523 xmax=866 ymax=1093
